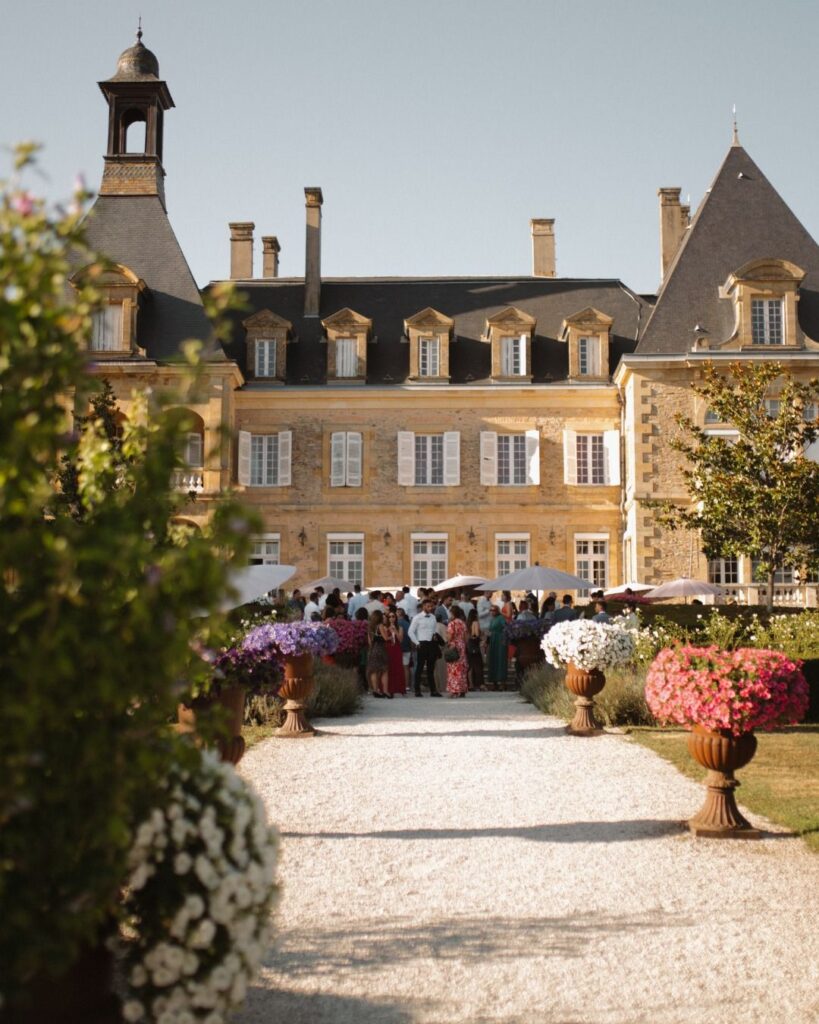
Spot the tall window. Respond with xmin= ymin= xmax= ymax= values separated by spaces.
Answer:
xmin=412 ymin=537 xmax=447 ymax=587
xmin=751 ymin=298 xmax=784 ymax=344
xmin=255 ymin=339 xmax=277 ymax=378
xmin=328 ymin=536 xmax=364 ymax=584
xmin=497 ymin=536 xmax=529 ymax=575
xmin=500 ymin=335 xmax=526 ymax=376
xmin=330 ymin=432 xmax=363 ymax=487
xmin=575 ymin=536 xmax=608 ymax=595
xmin=184 ymin=432 xmax=203 ymax=468
xmin=751 ymin=559 xmax=794 ymax=585
xmin=576 ymin=434 xmax=606 ymax=485
xmin=91 ymin=306 xmax=123 ymax=352
xmin=414 ymin=434 xmax=444 ymax=485
xmin=763 ymin=398 xmax=781 ymax=419
xmin=335 ymin=338 xmax=357 ymax=378
xmin=708 ymin=557 xmax=739 ymax=585
xmin=250 ymin=535 xmax=280 ymax=566
xmin=497 ymin=434 xmax=527 ymax=485
xmin=578 ymin=336 xmax=601 ymax=376
xmin=250 ymin=434 xmax=279 ymax=486
xmin=419 ymin=337 xmax=440 ymax=377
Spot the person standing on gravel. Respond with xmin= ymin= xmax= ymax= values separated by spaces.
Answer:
xmin=408 ymin=599 xmax=442 ymax=697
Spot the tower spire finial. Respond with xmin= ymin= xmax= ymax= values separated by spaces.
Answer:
xmin=136 ymin=15 xmax=143 ymax=43
xmin=732 ymin=103 xmax=740 ymax=146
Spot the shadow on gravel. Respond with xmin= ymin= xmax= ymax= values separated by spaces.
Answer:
xmin=280 ymin=819 xmax=685 ymax=843
xmin=336 ymin=726 xmax=567 ymax=739
xmin=236 ymin=987 xmax=420 ymax=1023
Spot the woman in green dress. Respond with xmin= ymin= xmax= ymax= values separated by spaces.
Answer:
xmin=486 ymin=605 xmax=507 ymax=690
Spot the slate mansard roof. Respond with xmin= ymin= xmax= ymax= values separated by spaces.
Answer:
xmin=638 ymin=144 xmax=819 ymax=354
xmin=215 ymin=276 xmax=649 ymax=385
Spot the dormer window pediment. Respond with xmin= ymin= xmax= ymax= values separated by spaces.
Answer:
xmin=485 ymin=306 xmax=536 ymax=382
xmin=243 ymin=309 xmax=291 ymax=383
xmin=718 ymin=258 xmax=806 ymax=351
xmin=404 ymin=308 xmax=454 ymax=382
xmin=322 ymin=308 xmax=372 ymax=383
xmin=560 ymin=307 xmax=613 ymax=380
xmin=73 ymin=263 xmax=146 ymax=355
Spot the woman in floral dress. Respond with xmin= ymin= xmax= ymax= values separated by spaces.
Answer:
xmin=446 ymin=605 xmax=468 ymax=697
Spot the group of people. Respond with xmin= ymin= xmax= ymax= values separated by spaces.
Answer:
xmin=286 ymin=584 xmax=639 ymax=700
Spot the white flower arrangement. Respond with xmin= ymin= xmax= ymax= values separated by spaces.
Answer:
xmin=541 ymin=619 xmax=636 ymax=672
xmin=119 ymin=750 xmax=278 ymax=1024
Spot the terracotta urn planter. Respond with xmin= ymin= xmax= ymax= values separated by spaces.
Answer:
xmin=686 ymin=725 xmax=760 ymax=838
xmin=564 ymin=662 xmax=606 ymax=735
xmin=320 ymin=654 xmax=336 ymax=665
xmin=276 ymin=652 xmax=317 ymax=738
xmin=177 ymin=684 xmax=246 ymax=765
xmin=514 ymin=635 xmax=544 ymax=678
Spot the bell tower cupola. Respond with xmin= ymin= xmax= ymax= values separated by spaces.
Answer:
xmin=98 ymin=25 xmax=175 ymax=209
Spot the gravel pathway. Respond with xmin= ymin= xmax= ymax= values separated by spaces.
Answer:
xmin=237 ymin=693 xmax=819 ymax=1024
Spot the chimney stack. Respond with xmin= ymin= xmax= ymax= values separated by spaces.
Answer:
xmin=530 ymin=219 xmax=556 ymax=278
xmin=304 ymin=187 xmax=323 ymax=316
xmin=229 ymin=222 xmax=254 ymax=280
xmin=658 ymin=188 xmax=689 ymax=280
xmin=261 ymin=235 xmax=281 ymax=278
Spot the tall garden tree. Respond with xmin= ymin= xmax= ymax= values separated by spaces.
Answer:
xmin=651 ymin=361 xmax=819 ymax=610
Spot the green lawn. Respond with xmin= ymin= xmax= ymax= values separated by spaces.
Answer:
xmin=627 ymin=726 xmax=819 ymax=852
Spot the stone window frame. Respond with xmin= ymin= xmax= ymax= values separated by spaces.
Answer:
xmin=322 ymin=308 xmax=372 ymax=384
xmin=243 ymin=310 xmax=291 ymax=383
xmin=484 ymin=307 xmax=536 ymax=382
xmin=496 ymin=533 xmax=530 ymax=577
xmin=560 ymin=307 xmax=613 ymax=381
xmin=404 ymin=308 xmax=454 ymax=383
xmin=73 ymin=263 xmax=146 ymax=356
xmin=718 ymin=258 xmax=806 ymax=351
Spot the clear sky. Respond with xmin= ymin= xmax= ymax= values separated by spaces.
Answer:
xmin=4 ymin=0 xmax=819 ymax=295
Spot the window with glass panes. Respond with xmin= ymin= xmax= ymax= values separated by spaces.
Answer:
xmin=184 ymin=432 xmax=203 ymax=468
xmin=576 ymin=434 xmax=606 ymax=484
xmin=497 ymin=434 xmax=527 ymax=485
xmin=751 ymin=298 xmax=784 ymax=344
xmin=751 ymin=559 xmax=794 ymax=585
xmin=250 ymin=434 xmax=279 ymax=486
xmin=708 ymin=557 xmax=739 ymax=585
xmin=335 ymin=338 xmax=357 ymax=378
xmin=419 ymin=337 xmax=440 ymax=377
xmin=328 ymin=538 xmax=364 ymax=584
xmin=575 ymin=536 xmax=608 ymax=595
xmin=500 ymin=336 xmax=526 ymax=376
xmin=255 ymin=339 xmax=276 ymax=377
xmin=412 ymin=538 xmax=447 ymax=586
xmin=497 ymin=536 xmax=529 ymax=576
xmin=414 ymin=434 xmax=444 ymax=485
xmin=249 ymin=535 xmax=280 ymax=565
xmin=578 ymin=336 xmax=600 ymax=376
xmin=91 ymin=305 xmax=123 ymax=351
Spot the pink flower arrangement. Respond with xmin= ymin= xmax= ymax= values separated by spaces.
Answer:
xmin=645 ymin=645 xmax=809 ymax=736
xmin=326 ymin=616 xmax=369 ymax=655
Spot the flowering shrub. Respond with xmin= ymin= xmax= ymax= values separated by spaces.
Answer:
xmin=325 ymin=616 xmax=369 ymax=655
xmin=212 ymin=644 xmax=280 ymax=694
xmin=119 ymin=751 xmax=278 ymax=1023
xmin=541 ymin=619 xmax=636 ymax=672
xmin=243 ymin=621 xmax=339 ymax=659
xmin=505 ymin=617 xmax=548 ymax=641
xmin=645 ymin=646 xmax=809 ymax=736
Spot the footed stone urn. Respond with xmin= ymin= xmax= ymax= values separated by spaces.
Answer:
xmin=563 ymin=662 xmax=606 ymax=735
xmin=686 ymin=726 xmax=759 ymax=838
xmin=177 ymin=684 xmax=246 ymax=765
xmin=276 ymin=652 xmax=317 ymax=738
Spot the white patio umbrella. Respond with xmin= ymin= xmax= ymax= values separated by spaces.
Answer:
xmin=433 ymin=573 xmax=487 ymax=593
xmin=603 ymin=581 xmax=655 ymax=597
xmin=303 ymin=575 xmax=358 ymax=593
xmin=478 ymin=565 xmax=592 ymax=592
xmin=195 ymin=563 xmax=296 ymax=614
xmin=647 ymin=577 xmax=724 ymax=601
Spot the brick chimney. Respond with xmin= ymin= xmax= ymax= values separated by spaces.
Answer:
xmin=530 ymin=219 xmax=556 ymax=278
xmin=229 ymin=222 xmax=254 ymax=280
xmin=658 ymin=188 xmax=689 ymax=280
xmin=261 ymin=235 xmax=280 ymax=278
xmin=304 ymin=187 xmax=323 ymax=316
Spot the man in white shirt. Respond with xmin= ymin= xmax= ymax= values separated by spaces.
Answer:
xmin=457 ymin=591 xmax=474 ymax=619
xmin=316 ymin=586 xmax=326 ymax=611
xmin=477 ymin=592 xmax=494 ymax=634
xmin=397 ymin=586 xmax=418 ymax=618
xmin=347 ymin=584 xmax=369 ymax=619
xmin=302 ymin=591 xmax=321 ymax=621
xmin=408 ymin=599 xmax=442 ymax=697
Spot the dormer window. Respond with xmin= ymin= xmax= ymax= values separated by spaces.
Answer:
xmin=485 ymin=308 xmax=535 ymax=382
xmin=243 ymin=310 xmax=291 ymax=383
xmin=404 ymin=308 xmax=454 ymax=383
xmin=751 ymin=298 xmax=784 ymax=345
xmin=91 ymin=305 xmax=124 ymax=351
xmin=560 ymin=307 xmax=612 ymax=381
xmin=322 ymin=308 xmax=372 ymax=383
xmin=720 ymin=259 xmax=805 ymax=350
xmin=73 ymin=263 xmax=145 ymax=356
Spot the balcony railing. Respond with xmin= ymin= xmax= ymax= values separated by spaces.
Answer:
xmin=172 ymin=470 xmax=204 ymax=495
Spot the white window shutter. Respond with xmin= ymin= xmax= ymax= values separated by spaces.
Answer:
xmin=397 ymin=431 xmax=415 ymax=485
xmin=346 ymin=431 xmax=362 ymax=486
xmin=604 ymin=430 xmax=621 ymax=485
xmin=480 ymin=431 xmax=498 ymax=485
xmin=443 ymin=431 xmax=460 ymax=486
xmin=238 ymin=430 xmax=251 ymax=486
xmin=563 ymin=429 xmax=577 ymax=485
xmin=525 ymin=429 xmax=540 ymax=485
xmin=278 ymin=430 xmax=292 ymax=486
xmin=330 ymin=432 xmax=346 ymax=487
xmin=519 ymin=334 xmax=528 ymax=376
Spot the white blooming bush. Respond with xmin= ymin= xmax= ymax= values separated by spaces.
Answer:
xmin=541 ymin=619 xmax=636 ymax=672
xmin=118 ymin=750 xmax=278 ymax=1024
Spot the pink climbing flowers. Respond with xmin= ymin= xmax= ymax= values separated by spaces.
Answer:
xmin=645 ymin=645 xmax=809 ymax=736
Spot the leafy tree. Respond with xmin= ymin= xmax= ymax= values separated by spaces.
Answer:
xmin=650 ymin=361 xmax=819 ymax=610
xmin=0 ymin=147 xmax=256 ymax=1009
